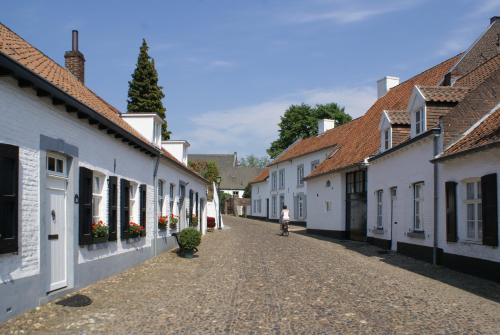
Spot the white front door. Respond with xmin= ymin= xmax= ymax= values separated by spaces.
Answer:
xmin=390 ymin=187 xmax=397 ymax=251
xmin=46 ymin=153 xmax=68 ymax=292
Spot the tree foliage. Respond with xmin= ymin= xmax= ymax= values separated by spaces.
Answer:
xmin=127 ymin=39 xmax=170 ymax=139
xmin=188 ymin=161 xmax=219 ymax=184
xmin=239 ymin=155 xmax=270 ymax=168
xmin=243 ymin=184 xmax=251 ymax=198
xmin=267 ymin=103 xmax=352 ymax=159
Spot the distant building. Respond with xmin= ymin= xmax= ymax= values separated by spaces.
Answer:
xmin=189 ymin=153 xmax=263 ymax=198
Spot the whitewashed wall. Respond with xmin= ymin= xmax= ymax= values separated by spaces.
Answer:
xmin=306 ymin=173 xmax=345 ymax=231
xmin=367 ymin=137 xmax=435 ymax=248
xmin=438 ymin=148 xmax=500 ymax=262
xmin=250 ymin=180 xmax=269 ymax=218
xmin=268 ymin=149 xmax=332 ymax=220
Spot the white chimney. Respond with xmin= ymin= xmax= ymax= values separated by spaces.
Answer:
xmin=377 ymin=76 xmax=400 ymax=98
xmin=121 ymin=113 xmax=164 ymax=147
xmin=318 ymin=119 xmax=335 ymax=135
xmin=162 ymin=140 xmax=190 ymax=166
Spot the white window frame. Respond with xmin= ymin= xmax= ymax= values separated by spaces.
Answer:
xmin=158 ymin=179 xmax=165 ymax=216
xmin=415 ymin=108 xmax=424 ymax=135
xmin=464 ymin=179 xmax=482 ymax=242
xmin=279 ymin=169 xmax=285 ymax=190
xmin=384 ymin=129 xmax=391 ymax=150
xmin=92 ymin=172 xmax=105 ymax=224
xmin=129 ymin=182 xmax=138 ymax=222
xmin=413 ymin=182 xmax=424 ymax=231
xmin=376 ymin=190 xmax=383 ymax=229
xmin=297 ymin=164 xmax=304 ymax=187
xmin=46 ymin=152 xmax=66 ymax=177
xmin=271 ymin=171 xmax=277 ymax=191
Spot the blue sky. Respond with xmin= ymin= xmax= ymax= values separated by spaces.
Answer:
xmin=2 ymin=0 xmax=499 ymax=157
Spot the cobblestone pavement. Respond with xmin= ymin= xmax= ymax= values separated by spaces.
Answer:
xmin=2 ymin=216 xmax=500 ymax=334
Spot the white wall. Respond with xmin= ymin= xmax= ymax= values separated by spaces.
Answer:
xmin=306 ymin=173 xmax=345 ymax=231
xmin=251 ymin=180 xmax=269 ymax=218
xmin=367 ymin=137 xmax=435 ymax=248
xmin=438 ymin=148 xmax=500 ymax=263
xmin=268 ymin=148 xmax=332 ymax=220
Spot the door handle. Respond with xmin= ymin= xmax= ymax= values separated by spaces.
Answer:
xmin=394 ymin=221 xmax=398 ymax=225
xmin=51 ymin=210 xmax=56 ymax=222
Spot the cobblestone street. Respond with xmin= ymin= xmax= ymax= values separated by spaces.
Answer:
xmin=1 ymin=216 xmax=500 ymax=334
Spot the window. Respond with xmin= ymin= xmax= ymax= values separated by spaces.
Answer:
xmin=415 ymin=108 xmax=424 ymax=135
xmin=47 ymin=153 xmax=65 ymax=175
xmin=279 ymin=194 xmax=285 ymax=211
xmin=326 ymin=180 xmax=331 ymax=188
xmin=376 ymin=190 xmax=383 ymax=229
xmin=258 ymin=199 xmax=262 ymax=213
xmin=271 ymin=171 xmax=277 ymax=191
xmin=297 ymin=194 xmax=306 ymax=219
xmin=272 ymin=195 xmax=277 ymax=218
xmin=297 ymin=164 xmax=304 ymax=187
xmin=464 ymin=180 xmax=482 ymax=242
xmin=325 ymin=201 xmax=332 ymax=212
xmin=279 ymin=169 xmax=285 ymax=190
xmin=347 ymin=171 xmax=366 ymax=194
xmin=158 ymin=180 xmax=165 ymax=216
xmin=311 ymin=160 xmax=320 ymax=171
xmin=413 ymin=182 xmax=424 ymax=231
xmin=0 ymin=144 xmax=19 ymax=253
xmin=129 ymin=182 xmax=137 ymax=221
xmin=169 ymin=183 xmax=175 ymax=215
xmin=92 ymin=173 xmax=104 ymax=224
xmin=384 ymin=129 xmax=390 ymax=150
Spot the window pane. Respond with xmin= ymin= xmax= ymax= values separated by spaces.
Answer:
xmin=477 ymin=204 xmax=482 ymax=221
xmin=0 ymin=202 xmax=15 ymax=237
xmin=467 ymin=204 xmax=475 ymax=221
xmin=0 ymin=157 xmax=15 ymax=195
xmin=48 ymin=157 xmax=55 ymax=171
xmin=466 ymin=183 xmax=474 ymax=200
xmin=56 ymin=159 xmax=63 ymax=173
xmin=477 ymin=182 xmax=481 ymax=199
xmin=467 ymin=221 xmax=475 ymax=238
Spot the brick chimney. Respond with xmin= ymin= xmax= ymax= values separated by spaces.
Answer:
xmin=64 ymin=30 xmax=85 ymax=83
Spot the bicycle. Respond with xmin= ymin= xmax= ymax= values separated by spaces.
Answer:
xmin=281 ymin=221 xmax=289 ymax=236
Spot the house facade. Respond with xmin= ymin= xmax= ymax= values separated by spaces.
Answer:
xmin=0 ymin=25 xmax=208 ymax=322
xmin=249 ymin=169 xmax=269 ymax=218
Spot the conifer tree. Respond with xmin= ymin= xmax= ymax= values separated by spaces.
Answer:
xmin=127 ymin=39 xmax=171 ymax=139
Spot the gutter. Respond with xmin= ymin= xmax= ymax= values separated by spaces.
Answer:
xmin=432 ymin=141 xmax=500 ymax=162
xmin=303 ymin=162 xmax=366 ymax=181
xmin=432 ymin=130 xmax=441 ymax=266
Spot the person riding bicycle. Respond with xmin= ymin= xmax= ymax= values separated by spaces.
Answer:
xmin=280 ymin=205 xmax=290 ymax=236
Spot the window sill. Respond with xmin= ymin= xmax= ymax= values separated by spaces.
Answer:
xmin=459 ymin=240 xmax=483 ymax=246
xmin=407 ymin=231 xmax=425 ymax=239
xmin=372 ymin=228 xmax=385 ymax=235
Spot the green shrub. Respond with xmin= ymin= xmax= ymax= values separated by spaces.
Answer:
xmin=179 ymin=228 xmax=201 ymax=251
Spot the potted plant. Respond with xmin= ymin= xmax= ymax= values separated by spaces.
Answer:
xmin=169 ymin=214 xmax=178 ymax=230
xmin=178 ymin=228 xmax=201 ymax=258
xmin=158 ymin=216 xmax=167 ymax=230
xmin=126 ymin=221 xmax=144 ymax=238
xmin=207 ymin=216 xmax=216 ymax=231
xmin=190 ymin=214 xmax=199 ymax=227
xmin=91 ymin=220 xmax=109 ymax=243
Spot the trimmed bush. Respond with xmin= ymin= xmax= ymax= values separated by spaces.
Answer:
xmin=179 ymin=228 xmax=202 ymax=251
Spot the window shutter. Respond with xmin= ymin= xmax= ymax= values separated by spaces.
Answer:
xmin=293 ymin=195 xmax=298 ymax=220
xmin=0 ymin=143 xmax=19 ymax=254
xmin=445 ymin=181 xmax=458 ymax=242
xmin=78 ymin=167 xmax=93 ymax=245
xmin=303 ymin=195 xmax=307 ymax=219
xmin=108 ymin=176 xmax=118 ymax=241
xmin=139 ymin=184 xmax=147 ymax=234
xmin=120 ymin=179 xmax=130 ymax=239
xmin=482 ymin=173 xmax=498 ymax=247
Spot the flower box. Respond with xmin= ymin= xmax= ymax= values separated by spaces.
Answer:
xmin=92 ymin=234 xmax=109 ymax=244
xmin=158 ymin=216 xmax=168 ymax=230
xmin=91 ymin=220 xmax=109 ymax=244
xmin=126 ymin=221 xmax=144 ymax=239
xmin=169 ymin=214 xmax=178 ymax=230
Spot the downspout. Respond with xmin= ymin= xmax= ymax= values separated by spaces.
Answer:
xmin=153 ymin=154 xmax=160 ymax=257
xmin=432 ymin=131 xmax=440 ymax=266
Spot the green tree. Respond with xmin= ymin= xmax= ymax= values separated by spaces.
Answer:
xmin=127 ymin=39 xmax=170 ymax=139
xmin=188 ymin=161 xmax=219 ymax=184
xmin=239 ymin=155 xmax=271 ymax=168
xmin=243 ymin=184 xmax=251 ymax=198
xmin=267 ymin=103 xmax=352 ymax=158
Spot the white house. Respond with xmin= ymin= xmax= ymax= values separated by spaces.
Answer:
xmin=0 ymin=25 xmax=208 ymax=322
xmin=249 ymin=169 xmax=269 ymax=218
xmin=365 ymin=17 xmax=500 ymax=281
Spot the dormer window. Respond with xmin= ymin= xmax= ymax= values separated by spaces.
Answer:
xmin=384 ymin=129 xmax=390 ymax=150
xmin=415 ymin=108 xmax=424 ymax=135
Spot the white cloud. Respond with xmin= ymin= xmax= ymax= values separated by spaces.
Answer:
xmin=177 ymin=86 xmax=376 ymax=156
xmin=284 ymin=0 xmax=423 ymax=24
xmin=207 ymin=60 xmax=235 ymax=69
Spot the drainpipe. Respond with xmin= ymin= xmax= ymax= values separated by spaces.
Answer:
xmin=432 ymin=131 xmax=440 ymax=266
xmin=153 ymin=154 xmax=160 ymax=257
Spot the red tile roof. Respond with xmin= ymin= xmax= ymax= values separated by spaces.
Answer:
xmin=443 ymin=106 xmax=500 ymax=158
xmin=386 ymin=110 xmax=410 ymax=125
xmin=249 ymin=168 xmax=270 ymax=184
xmin=417 ymin=85 xmax=470 ymax=102
xmin=307 ymin=54 xmax=462 ymax=179
xmin=454 ymin=54 xmax=500 ymax=90
xmin=0 ymin=23 xmax=206 ymax=182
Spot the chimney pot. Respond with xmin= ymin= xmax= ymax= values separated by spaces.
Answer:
xmin=65 ymin=30 xmax=85 ymax=83
xmin=377 ymin=76 xmax=400 ymax=98
xmin=490 ymin=16 xmax=500 ymax=25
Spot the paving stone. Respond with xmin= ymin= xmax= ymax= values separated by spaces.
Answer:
xmin=1 ymin=216 xmax=499 ymax=334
